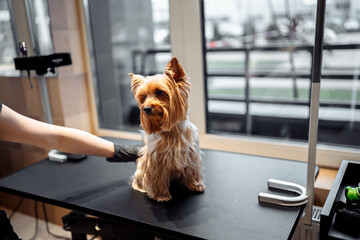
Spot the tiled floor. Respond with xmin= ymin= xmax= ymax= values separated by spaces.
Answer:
xmin=3 ymin=207 xmax=71 ymax=240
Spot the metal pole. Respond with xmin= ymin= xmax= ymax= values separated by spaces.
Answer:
xmin=38 ymin=74 xmax=53 ymax=124
xmin=245 ymin=48 xmax=251 ymax=134
xmin=304 ymin=0 xmax=326 ymax=226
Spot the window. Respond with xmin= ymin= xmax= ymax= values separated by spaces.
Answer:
xmin=83 ymin=0 xmax=172 ymax=131
xmin=0 ymin=0 xmax=54 ymax=77
xmin=25 ymin=0 xmax=53 ymax=56
xmin=0 ymin=0 xmax=17 ymax=76
xmin=84 ymin=0 xmax=360 ymax=167
xmin=203 ymin=0 xmax=360 ymax=149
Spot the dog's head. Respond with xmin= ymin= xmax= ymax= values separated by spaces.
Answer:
xmin=129 ymin=57 xmax=191 ymax=134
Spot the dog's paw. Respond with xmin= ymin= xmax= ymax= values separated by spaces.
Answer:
xmin=153 ymin=192 xmax=172 ymax=202
xmin=132 ymin=180 xmax=146 ymax=193
xmin=188 ymin=182 xmax=206 ymax=192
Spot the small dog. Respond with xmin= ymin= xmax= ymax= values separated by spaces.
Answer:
xmin=129 ymin=57 xmax=205 ymax=202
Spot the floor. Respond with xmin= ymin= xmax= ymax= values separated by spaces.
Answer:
xmin=3 ymin=207 xmax=72 ymax=240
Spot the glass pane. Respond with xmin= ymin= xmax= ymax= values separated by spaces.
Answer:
xmin=208 ymin=76 xmax=245 ymax=99
xmin=249 ymin=78 xmax=309 ymax=100
xmin=84 ymin=0 xmax=171 ymax=131
xmin=207 ymin=52 xmax=245 ymax=74
xmin=0 ymin=0 xmax=17 ymax=76
xmin=251 ymin=51 xmax=311 ymax=73
xmin=26 ymin=0 xmax=53 ymax=55
xmin=203 ymin=0 xmax=360 ymax=148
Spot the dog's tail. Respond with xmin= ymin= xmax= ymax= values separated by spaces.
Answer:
xmin=106 ymin=144 xmax=140 ymax=162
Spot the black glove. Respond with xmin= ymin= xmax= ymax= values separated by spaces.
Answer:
xmin=106 ymin=143 xmax=139 ymax=162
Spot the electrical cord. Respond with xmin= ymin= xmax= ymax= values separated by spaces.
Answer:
xmin=8 ymin=197 xmax=24 ymax=220
xmin=41 ymin=202 xmax=70 ymax=240
xmin=3 ymin=198 xmax=79 ymax=240
xmin=10 ymin=199 xmax=70 ymax=240
xmin=28 ymin=201 xmax=39 ymax=240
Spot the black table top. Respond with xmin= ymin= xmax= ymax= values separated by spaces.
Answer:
xmin=0 ymin=138 xmax=310 ymax=240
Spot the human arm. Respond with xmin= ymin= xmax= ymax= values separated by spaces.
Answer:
xmin=0 ymin=104 xmax=137 ymax=161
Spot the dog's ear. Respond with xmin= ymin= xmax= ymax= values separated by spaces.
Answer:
xmin=165 ymin=57 xmax=188 ymax=82
xmin=129 ymin=73 xmax=144 ymax=94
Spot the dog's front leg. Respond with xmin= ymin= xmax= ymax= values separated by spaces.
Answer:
xmin=147 ymin=171 xmax=172 ymax=202
xmin=183 ymin=165 xmax=206 ymax=193
xmin=132 ymin=169 xmax=146 ymax=193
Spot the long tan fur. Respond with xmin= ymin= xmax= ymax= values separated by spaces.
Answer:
xmin=129 ymin=57 xmax=205 ymax=202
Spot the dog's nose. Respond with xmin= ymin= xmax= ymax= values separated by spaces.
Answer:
xmin=143 ymin=107 xmax=152 ymax=115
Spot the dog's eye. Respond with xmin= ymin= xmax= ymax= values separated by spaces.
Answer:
xmin=156 ymin=90 xmax=165 ymax=96
xmin=139 ymin=95 xmax=146 ymax=103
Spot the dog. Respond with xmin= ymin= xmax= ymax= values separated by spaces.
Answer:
xmin=129 ymin=57 xmax=205 ymax=202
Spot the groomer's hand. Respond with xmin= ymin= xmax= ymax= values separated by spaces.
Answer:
xmin=106 ymin=143 xmax=139 ymax=162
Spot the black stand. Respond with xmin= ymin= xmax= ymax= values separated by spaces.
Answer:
xmin=62 ymin=211 xmax=176 ymax=240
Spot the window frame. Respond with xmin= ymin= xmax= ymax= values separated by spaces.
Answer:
xmin=0 ymin=0 xmax=20 ymax=77
xmin=85 ymin=0 xmax=360 ymax=168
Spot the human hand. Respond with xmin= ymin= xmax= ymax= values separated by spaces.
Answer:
xmin=106 ymin=143 xmax=139 ymax=162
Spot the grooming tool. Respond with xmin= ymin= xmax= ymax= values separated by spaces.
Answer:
xmin=345 ymin=185 xmax=360 ymax=204
xmin=48 ymin=150 xmax=86 ymax=163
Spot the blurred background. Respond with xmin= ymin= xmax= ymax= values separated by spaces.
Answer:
xmin=1 ymin=0 xmax=360 ymax=148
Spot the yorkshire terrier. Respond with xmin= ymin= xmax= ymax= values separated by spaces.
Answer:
xmin=129 ymin=57 xmax=205 ymax=202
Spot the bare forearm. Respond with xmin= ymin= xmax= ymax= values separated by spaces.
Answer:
xmin=55 ymin=127 xmax=114 ymax=157
xmin=0 ymin=105 xmax=114 ymax=157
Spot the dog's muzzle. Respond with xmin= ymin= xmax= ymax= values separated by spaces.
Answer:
xmin=143 ymin=107 xmax=152 ymax=115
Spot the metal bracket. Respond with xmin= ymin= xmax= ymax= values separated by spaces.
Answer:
xmin=258 ymin=179 xmax=308 ymax=207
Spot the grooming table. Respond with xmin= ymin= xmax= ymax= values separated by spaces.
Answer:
xmin=0 ymin=138 xmax=313 ymax=240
